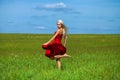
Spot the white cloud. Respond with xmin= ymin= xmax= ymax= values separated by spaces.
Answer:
xmin=34 ymin=2 xmax=80 ymax=14
xmin=43 ymin=2 xmax=67 ymax=9
xmin=35 ymin=26 xmax=46 ymax=29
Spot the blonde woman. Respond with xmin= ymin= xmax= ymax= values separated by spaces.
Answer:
xmin=42 ymin=20 xmax=71 ymax=69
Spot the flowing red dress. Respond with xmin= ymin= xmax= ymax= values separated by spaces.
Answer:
xmin=42 ymin=32 xmax=66 ymax=58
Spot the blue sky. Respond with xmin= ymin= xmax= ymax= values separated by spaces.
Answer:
xmin=0 ymin=0 xmax=120 ymax=34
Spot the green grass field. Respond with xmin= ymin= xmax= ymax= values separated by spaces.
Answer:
xmin=0 ymin=34 xmax=120 ymax=80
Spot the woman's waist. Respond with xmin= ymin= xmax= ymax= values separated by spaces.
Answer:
xmin=54 ymin=41 xmax=61 ymax=43
xmin=51 ymin=40 xmax=61 ymax=44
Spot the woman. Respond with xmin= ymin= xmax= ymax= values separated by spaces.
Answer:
xmin=42 ymin=20 xmax=71 ymax=69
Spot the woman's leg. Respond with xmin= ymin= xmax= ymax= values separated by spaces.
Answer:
xmin=56 ymin=58 xmax=61 ymax=69
xmin=54 ymin=53 xmax=71 ymax=59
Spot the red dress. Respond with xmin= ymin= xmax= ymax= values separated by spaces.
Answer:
xmin=42 ymin=32 xmax=66 ymax=58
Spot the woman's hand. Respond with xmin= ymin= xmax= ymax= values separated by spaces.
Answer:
xmin=43 ymin=42 xmax=48 ymax=45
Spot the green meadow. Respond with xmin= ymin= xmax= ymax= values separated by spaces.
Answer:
xmin=0 ymin=34 xmax=120 ymax=80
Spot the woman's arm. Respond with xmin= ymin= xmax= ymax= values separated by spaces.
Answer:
xmin=63 ymin=35 xmax=67 ymax=46
xmin=44 ymin=30 xmax=60 ymax=45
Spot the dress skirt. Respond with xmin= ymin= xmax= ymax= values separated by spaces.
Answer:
xmin=42 ymin=43 xmax=66 ymax=58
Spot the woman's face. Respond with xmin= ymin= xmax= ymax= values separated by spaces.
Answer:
xmin=57 ymin=22 xmax=62 ymax=29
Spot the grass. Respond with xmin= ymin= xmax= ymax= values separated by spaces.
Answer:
xmin=0 ymin=34 xmax=120 ymax=80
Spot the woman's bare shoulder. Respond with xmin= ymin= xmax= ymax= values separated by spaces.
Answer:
xmin=56 ymin=29 xmax=63 ymax=34
xmin=56 ymin=29 xmax=61 ymax=33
